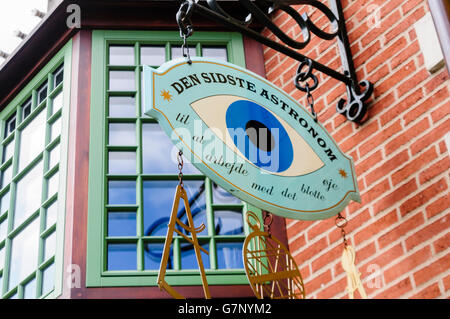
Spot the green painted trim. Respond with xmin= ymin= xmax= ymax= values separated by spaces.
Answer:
xmin=86 ymin=30 xmax=261 ymax=289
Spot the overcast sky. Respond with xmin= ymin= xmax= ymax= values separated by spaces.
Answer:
xmin=0 ymin=0 xmax=47 ymax=65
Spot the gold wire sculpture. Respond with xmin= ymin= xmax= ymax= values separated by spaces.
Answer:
xmin=243 ymin=211 xmax=306 ymax=299
xmin=157 ymin=184 xmax=211 ymax=299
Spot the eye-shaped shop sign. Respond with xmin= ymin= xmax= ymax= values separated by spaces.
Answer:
xmin=143 ymin=58 xmax=360 ymax=221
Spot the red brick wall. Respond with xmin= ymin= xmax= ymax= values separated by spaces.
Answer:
xmin=263 ymin=0 xmax=449 ymax=298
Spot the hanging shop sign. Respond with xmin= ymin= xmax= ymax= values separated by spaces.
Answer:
xmin=143 ymin=57 xmax=360 ymax=221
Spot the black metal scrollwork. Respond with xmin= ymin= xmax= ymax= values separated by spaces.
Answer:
xmin=178 ymin=0 xmax=374 ymax=123
xmin=336 ymin=79 xmax=374 ymax=123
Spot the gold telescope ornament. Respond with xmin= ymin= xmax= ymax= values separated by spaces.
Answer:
xmin=157 ymin=151 xmax=211 ymax=299
xmin=243 ymin=211 xmax=306 ymax=299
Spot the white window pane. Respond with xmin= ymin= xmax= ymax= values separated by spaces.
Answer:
xmin=2 ymin=140 xmax=14 ymax=163
xmin=202 ymin=47 xmax=228 ymax=62
xmin=141 ymin=46 xmax=165 ymax=66
xmin=109 ymin=123 xmax=136 ymax=146
xmin=109 ymin=96 xmax=135 ymax=118
xmin=38 ymin=83 xmax=47 ymax=105
xmin=109 ymin=71 xmax=135 ymax=91
xmin=0 ymin=218 xmax=7 ymax=240
xmin=50 ymin=117 xmax=61 ymax=142
xmin=14 ymin=161 xmax=43 ymax=228
xmin=44 ymin=231 xmax=56 ymax=261
xmin=9 ymin=217 xmax=40 ymax=290
xmin=0 ymin=191 xmax=9 ymax=214
xmin=108 ymin=151 xmax=136 ymax=175
xmin=45 ymin=202 xmax=57 ymax=229
xmin=18 ymin=110 xmax=46 ymax=172
xmin=51 ymin=91 xmax=63 ymax=115
xmin=41 ymin=263 xmax=54 ymax=296
xmin=49 ymin=143 xmax=60 ymax=169
xmin=110 ymin=46 xmax=135 ymax=66
xmin=0 ymin=247 xmax=4 ymax=269
xmin=47 ymin=171 xmax=59 ymax=199
xmin=1 ymin=165 xmax=12 ymax=189
xmin=23 ymin=278 xmax=36 ymax=299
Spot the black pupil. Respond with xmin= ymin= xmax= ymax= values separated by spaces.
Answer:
xmin=245 ymin=120 xmax=275 ymax=152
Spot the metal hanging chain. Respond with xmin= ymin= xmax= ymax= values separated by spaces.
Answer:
xmin=294 ymin=59 xmax=319 ymax=123
xmin=177 ymin=150 xmax=184 ymax=188
xmin=305 ymin=84 xmax=318 ymax=123
xmin=177 ymin=0 xmax=195 ymax=65
xmin=335 ymin=213 xmax=348 ymax=247
xmin=263 ymin=211 xmax=273 ymax=237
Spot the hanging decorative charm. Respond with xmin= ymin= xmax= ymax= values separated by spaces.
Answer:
xmin=157 ymin=151 xmax=211 ymax=299
xmin=243 ymin=211 xmax=306 ymax=299
xmin=335 ymin=213 xmax=367 ymax=299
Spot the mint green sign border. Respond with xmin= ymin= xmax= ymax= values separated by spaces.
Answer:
xmin=143 ymin=57 xmax=360 ymax=221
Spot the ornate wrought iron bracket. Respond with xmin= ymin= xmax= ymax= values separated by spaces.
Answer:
xmin=176 ymin=0 xmax=374 ymax=123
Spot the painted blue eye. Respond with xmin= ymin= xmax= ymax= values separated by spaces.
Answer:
xmin=225 ymin=100 xmax=293 ymax=173
xmin=190 ymin=95 xmax=324 ymax=177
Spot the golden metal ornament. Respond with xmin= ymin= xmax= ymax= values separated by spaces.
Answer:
xmin=335 ymin=213 xmax=367 ymax=299
xmin=243 ymin=211 xmax=306 ymax=299
xmin=157 ymin=184 xmax=211 ymax=299
xmin=341 ymin=245 xmax=367 ymax=299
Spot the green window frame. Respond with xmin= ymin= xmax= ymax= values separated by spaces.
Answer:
xmin=86 ymin=30 xmax=263 ymax=288
xmin=0 ymin=41 xmax=72 ymax=299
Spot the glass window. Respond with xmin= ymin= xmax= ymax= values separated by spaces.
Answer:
xmin=216 ymin=242 xmax=244 ymax=269
xmin=141 ymin=46 xmax=165 ymax=66
xmin=109 ymin=96 xmax=135 ymax=118
xmin=108 ymin=212 xmax=136 ymax=237
xmin=53 ymin=64 xmax=64 ymax=88
xmin=108 ymin=180 xmax=136 ymax=205
xmin=0 ymin=192 xmax=9 ymax=214
xmin=107 ymin=244 xmax=137 ymax=270
xmin=49 ymin=143 xmax=60 ymax=169
xmin=109 ymin=71 xmax=135 ymax=91
xmin=142 ymin=123 xmax=198 ymax=175
xmin=108 ymin=151 xmax=136 ymax=175
xmin=109 ymin=123 xmax=136 ymax=146
xmin=212 ymin=182 xmax=242 ymax=204
xmin=37 ymin=83 xmax=48 ymax=105
xmin=109 ymin=46 xmax=135 ymax=66
xmin=44 ymin=231 xmax=56 ymax=261
xmin=88 ymin=31 xmax=257 ymax=288
xmin=14 ymin=161 xmax=43 ymax=228
xmin=1 ymin=164 xmax=12 ymax=189
xmin=50 ymin=117 xmax=61 ymax=141
xmin=45 ymin=202 xmax=58 ymax=229
xmin=2 ymin=140 xmax=14 ymax=163
xmin=9 ymin=217 xmax=40 ymax=289
xmin=47 ymin=171 xmax=59 ymax=199
xmin=0 ymin=217 xmax=7 ymax=240
xmin=181 ymin=243 xmax=211 ymax=270
xmin=4 ymin=113 xmax=16 ymax=137
xmin=51 ymin=91 xmax=63 ymax=115
xmin=202 ymin=47 xmax=228 ymax=62
xmin=18 ymin=109 xmax=46 ymax=171
xmin=23 ymin=278 xmax=36 ymax=299
xmin=214 ymin=210 xmax=244 ymax=236
xmin=22 ymin=99 xmax=32 ymax=121
xmin=41 ymin=263 xmax=55 ymax=297
xmin=0 ymin=56 xmax=67 ymax=299
xmin=144 ymin=243 xmax=168 ymax=270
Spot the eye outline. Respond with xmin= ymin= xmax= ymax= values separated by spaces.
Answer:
xmin=190 ymin=94 xmax=324 ymax=177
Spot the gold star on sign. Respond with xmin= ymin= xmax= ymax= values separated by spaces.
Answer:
xmin=339 ymin=169 xmax=348 ymax=178
xmin=160 ymin=89 xmax=173 ymax=102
